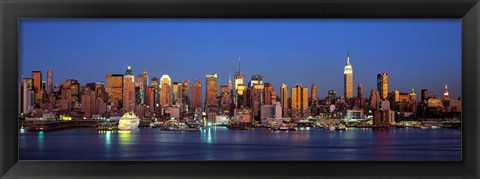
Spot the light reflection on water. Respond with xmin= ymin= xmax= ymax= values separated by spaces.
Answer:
xmin=19 ymin=127 xmax=461 ymax=161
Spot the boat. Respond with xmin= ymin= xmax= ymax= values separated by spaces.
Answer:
xmin=226 ymin=124 xmax=249 ymax=130
xmin=420 ymin=125 xmax=431 ymax=129
xmin=336 ymin=124 xmax=346 ymax=130
xmin=117 ymin=112 xmax=140 ymax=131
xmin=164 ymin=125 xmax=200 ymax=131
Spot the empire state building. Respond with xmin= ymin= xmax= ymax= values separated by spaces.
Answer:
xmin=344 ymin=51 xmax=353 ymax=99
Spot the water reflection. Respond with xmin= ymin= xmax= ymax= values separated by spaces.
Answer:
xmin=38 ymin=131 xmax=44 ymax=150
xmin=20 ymin=127 xmax=461 ymax=160
xmin=118 ymin=130 xmax=131 ymax=145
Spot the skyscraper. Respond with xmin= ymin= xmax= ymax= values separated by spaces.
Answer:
xmin=370 ymin=89 xmax=380 ymax=109
xmin=32 ymin=71 xmax=42 ymax=103
xmin=136 ymin=71 xmax=148 ymax=104
xmin=151 ymin=77 xmax=160 ymax=106
xmin=220 ymin=85 xmax=231 ymax=109
xmin=106 ymin=72 xmax=123 ymax=109
xmin=358 ymin=83 xmax=363 ymax=99
xmin=228 ymin=74 xmax=233 ymax=91
xmin=280 ymin=83 xmax=289 ymax=117
xmin=421 ymin=89 xmax=428 ymax=102
xmin=146 ymin=86 xmax=155 ymax=113
xmin=123 ymin=66 xmax=135 ymax=112
xmin=182 ymin=80 xmax=190 ymax=108
xmin=249 ymin=75 xmax=263 ymax=87
xmin=234 ymin=56 xmax=244 ymax=90
xmin=410 ymin=88 xmax=417 ymax=102
xmin=344 ymin=51 xmax=353 ymax=99
xmin=205 ymin=74 xmax=219 ymax=108
xmin=251 ymin=83 xmax=264 ymax=119
xmin=264 ymin=83 xmax=273 ymax=105
xmin=136 ymin=73 xmax=145 ymax=104
xmin=160 ymin=75 xmax=172 ymax=106
xmin=172 ymin=82 xmax=179 ymax=104
xmin=311 ymin=83 xmax=318 ymax=104
xmin=377 ymin=73 xmax=388 ymax=99
xmin=328 ymin=90 xmax=337 ymax=99
xmin=47 ymin=68 xmax=53 ymax=94
xmin=443 ymin=84 xmax=450 ymax=101
xmin=172 ymin=82 xmax=182 ymax=104
xmin=191 ymin=79 xmax=202 ymax=110
xmin=291 ymin=84 xmax=309 ymax=119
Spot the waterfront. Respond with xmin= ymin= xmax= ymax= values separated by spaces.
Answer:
xmin=19 ymin=127 xmax=461 ymax=160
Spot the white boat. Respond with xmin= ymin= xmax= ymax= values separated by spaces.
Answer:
xmin=118 ymin=112 xmax=140 ymax=131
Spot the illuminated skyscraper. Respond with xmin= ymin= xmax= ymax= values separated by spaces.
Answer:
xmin=291 ymin=84 xmax=309 ymax=119
xmin=443 ymin=84 xmax=450 ymax=101
xmin=271 ymin=88 xmax=277 ymax=104
xmin=344 ymin=51 xmax=353 ymax=99
xmin=281 ymin=84 xmax=289 ymax=116
xmin=236 ymin=84 xmax=247 ymax=108
xmin=182 ymin=80 xmax=190 ymax=108
xmin=377 ymin=73 xmax=388 ymax=99
xmin=151 ymin=77 xmax=160 ymax=106
xmin=191 ymin=79 xmax=202 ymax=110
xmin=328 ymin=90 xmax=337 ymax=99
xmin=228 ymin=74 xmax=233 ymax=91
xmin=20 ymin=78 xmax=34 ymax=114
xmin=172 ymin=82 xmax=182 ymax=104
xmin=311 ymin=83 xmax=318 ymax=104
xmin=205 ymin=74 xmax=219 ymax=108
xmin=32 ymin=71 xmax=43 ymax=103
xmin=234 ymin=56 xmax=244 ymax=90
xmin=47 ymin=68 xmax=53 ymax=94
xmin=220 ymin=85 xmax=231 ymax=110
xmin=136 ymin=71 xmax=148 ymax=104
xmin=106 ymin=72 xmax=123 ymax=109
xmin=249 ymin=75 xmax=263 ymax=87
xmin=410 ymin=88 xmax=417 ymax=102
xmin=264 ymin=83 xmax=273 ymax=105
xmin=160 ymin=75 xmax=172 ymax=106
xmin=123 ymin=66 xmax=135 ymax=112
xmin=251 ymin=83 xmax=264 ymax=119
xmin=146 ymin=86 xmax=155 ymax=113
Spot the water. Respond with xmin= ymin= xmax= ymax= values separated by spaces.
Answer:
xmin=19 ymin=127 xmax=461 ymax=160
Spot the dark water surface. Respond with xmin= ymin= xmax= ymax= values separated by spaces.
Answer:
xmin=19 ymin=127 xmax=461 ymax=160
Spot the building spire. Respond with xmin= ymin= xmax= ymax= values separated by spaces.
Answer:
xmin=346 ymin=50 xmax=351 ymax=66
xmin=238 ymin=56 xmax=241 ymax=75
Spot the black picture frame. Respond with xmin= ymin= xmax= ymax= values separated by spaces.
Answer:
xmin=1 ymin=0 xmax=479 ymax=178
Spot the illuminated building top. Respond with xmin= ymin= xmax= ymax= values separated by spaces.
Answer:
xmin=444 ymin=84 xmax=449 ymax=96
xmin=344 ymin=51 xmax=353 ymax=74
xmin=125 ymin=66 xmax=134 ymax=76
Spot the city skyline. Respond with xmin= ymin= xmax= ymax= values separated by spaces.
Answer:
xmin=20 ymin=19 xmax=461 ymax=99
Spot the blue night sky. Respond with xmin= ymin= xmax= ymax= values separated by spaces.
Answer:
xmin=20 ymin=19 xmax=461 ymax=99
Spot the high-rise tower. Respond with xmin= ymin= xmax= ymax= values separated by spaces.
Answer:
xmin=191 ymin=79 xmax=202 ymax=110
xmin=205 ymin=74 xmax=219 ymax=108
xmin=443 ymin=84 xmax=450 ymax=101
xmin=358 ymin=83 xmax=363 ymax=99
xmin=47 ymin=68 xmax=53 ymax=94
xmin=280 ymin=84 xmax=289 ymax=117
xmin=377 ymin=73 xmax=388 ymax=100
xmin=344 ymin=51 xmax=353 ymax=99
xmin=311 ymin=83 xmax=318 ymax=104
xmin=123 ymin=66 xmax=135 ymax=112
